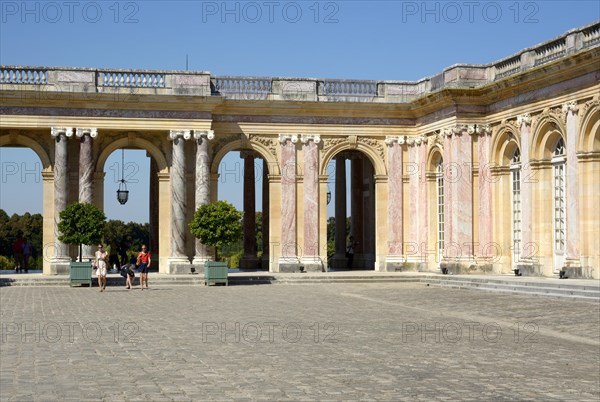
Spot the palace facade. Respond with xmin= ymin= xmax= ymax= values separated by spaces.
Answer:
xmin=1 ymin=22 xmax=599 ymax=278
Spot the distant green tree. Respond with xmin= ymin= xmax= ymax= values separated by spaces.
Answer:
xmin=58 ymin=203 xmax=106 ymax=262
xmin=189 ymin=201 xmax=242 ymax=261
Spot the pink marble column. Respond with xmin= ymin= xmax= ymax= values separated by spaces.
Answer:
xmin=418 ymin=139 xmax=428 ymax=257
xmin=168 ymin=130 xmax=191 ymax=270
xmin=51 ymin=127 xmax=72 ymax=267
xmin=442 ymin=130 xmax=453 ymax=258
xmin=518 ymin=114 xmax=532 ymax=261
xmin=454 ymin=128 xmax=473 ymax=259
xmin=407 ymin=139 xmax=419 ymax=256
xmin=564 ymin=102 xmax=580 ymax=267
xmin=279 ymin=136 xmax=297 ymax=261
xmin=477 ymin=127 xmax=492 ymax=257
xmin=240 ymin=151 xmax=257 ymax=268
xmin=386 ymin=139 xmax=403 ymax=256
xmin=302 ymin=138 xmax=319 ymax=257
xmin=192 ymin=131 xmax=212 ymax=267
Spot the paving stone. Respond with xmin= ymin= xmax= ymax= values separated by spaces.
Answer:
xmin=1 ymin=283 xmax=599 ymax=401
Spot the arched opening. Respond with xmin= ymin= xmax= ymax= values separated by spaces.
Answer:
xmin=101 ymin=148 xmax=153 ymax=271
xmin=214 ymin=150 xmax=270 ymax=271
xmin=326 ymin=150 xmax=376 ymax=270
xmin=0 ymin=143 xmax=47 ymax=273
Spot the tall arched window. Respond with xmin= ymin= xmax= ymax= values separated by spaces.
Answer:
xmin=552 ymin=138 xmax=566 ymax=259
xmin=510 ymin=148 xmax=521 ymax=266
xmin=436 ymin=159 xmax=444 ymax=262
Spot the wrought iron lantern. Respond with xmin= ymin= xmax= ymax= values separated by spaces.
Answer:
xmin=116 ymin=149 xmax=129 ymax=205
xmin=327 ymin=187 xmax=332 ymax=205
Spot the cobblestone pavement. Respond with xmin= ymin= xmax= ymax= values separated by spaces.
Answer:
xmin=1 ymin=283 xmax=599 ymax=401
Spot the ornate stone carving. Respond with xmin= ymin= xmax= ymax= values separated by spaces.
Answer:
xmin=578 ymin=97 xmax=600 ymax=131
xmin=249 ymin=134 xmax=277 ymax=158
xmin=531 ymin=107 xmax=565 ymax=133
xmin=357 ymin=137 xmax=385 ymax=161
xmin=467 ymin=124 xmax=491 ymax=136
xmin=322 ymin=137 xmax=346 ymax=151
xmin=384 ymin=136 xmax=405 ymax=146
xmin=517 ymin=113 xmax=532 ymax=126
xmin=442 ymin=124 xmax=468 ymax=137
xmin=562 ymin=101 xmax=579 ymax=116
xmin=193 ymin=130 xmax=215 ymax=141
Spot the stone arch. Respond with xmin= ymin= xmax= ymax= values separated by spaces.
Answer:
xmin=320 ymin=141 xmax=386 ymax=176
xmin=491 ymin=126 xmax=521 ymax=167
xmin=531 ymin=114 xmax=566 ymax=160
xmin=0 ymin=133 xmax=51 ymax=170
xmin=96 ymin=136 xmax=168 ymax=173
xmin=426 ymin=144 xmax=443 ymax=172
xmin=210 ymin=139 xmax=280 ymax=176
xmin=579 ymin=104 xmax=600 ymax=152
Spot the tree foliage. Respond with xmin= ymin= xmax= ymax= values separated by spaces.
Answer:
xmin=58 ymin=203 xmax=106 ymax=252
xmin=189 ymin=201 xmax=242 ymax=259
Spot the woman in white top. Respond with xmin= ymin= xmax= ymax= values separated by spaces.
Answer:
xmin=95 ymin=244 xmax=108 ymax=292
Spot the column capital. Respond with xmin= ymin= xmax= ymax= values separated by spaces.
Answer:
xmin=169 ymin=130 xmax=192 ymax=140
xmin=76 ymin=128 xmax=98 ymax=138
xmin=442 ymin=124 xmax=468 ymax=137
xmin=193 ymin=130 xmax=215 ymax=140
xmin=384 ymin=135 xmax=405 ymax=146
xmin=406 ymin=136 xmax=425 ymax=146
xmin=517 ymin=113 xmax=532 ymax=126
xmin=51 ymin=127 xmax=73 ymax=138
xmin=279 ymin=134 xmax=299 ymax=144
xmin=467 ymin=124 xmax=491 ymax=136
xmin=562 ymin=101 xmax=579 ymax=116
xmin=300 ymin=134 xmax=321 ymax=144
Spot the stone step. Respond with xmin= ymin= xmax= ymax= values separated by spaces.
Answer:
xmin=426 ymin=279 xmax=600 ymax=300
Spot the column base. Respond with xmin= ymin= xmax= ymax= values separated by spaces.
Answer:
xmin=515 ymin=260 xmax=543 ymax=277
xmin=49 ymin=258 xmax=71 ymax=275
xmin=191 ymin=256 xmax=211 ymax=274
xmin=560 ymin=258 xmax=583 ymax=279
xmin=167 ymin=257 xmax=192 ymax=274
xmin=277 ymin=256 xmax=301 ymax=273
xmin=239 ymin=255 xmax=260 ymax=270
xmin=300 ymin=257 xmax=324 ymax=272
xmin=440 ymin=258 xmax=493 ymax=275
xmin=384 ymin=256 xmax=427 ymax=272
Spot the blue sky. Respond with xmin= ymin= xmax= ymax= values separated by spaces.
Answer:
xmin=1 ymin=1 xmax=599 ymax=222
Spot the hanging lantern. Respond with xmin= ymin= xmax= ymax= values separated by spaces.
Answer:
xmin=116 ymin=149 xmax=129 ymax=205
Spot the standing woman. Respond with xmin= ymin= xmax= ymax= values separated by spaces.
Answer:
xmin=137 ymin=245 xmax=151 ymax=290
xmin=95 ymin=244 xmax=108 ymax=292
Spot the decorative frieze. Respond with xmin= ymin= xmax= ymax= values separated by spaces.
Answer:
xmin=357 ymin=137 xmax=385 ymax=161
xmin=249 ymin=134 xmax=277 ymax=158
xmin=467 ymin=124 xmax=491 ymax=136
xmin=322 ymin=137 xmax=346 ymax=151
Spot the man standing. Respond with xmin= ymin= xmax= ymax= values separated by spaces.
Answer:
xmin=12 ymin=235 xmax=24 ymax=273
xmin=22 ymin=239 xmax=32 ymax=273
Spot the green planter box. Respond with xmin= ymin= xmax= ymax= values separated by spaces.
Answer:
xmin=70 ymin=262 xmax=93 ymax=287
xmin=204 ymin=262 xmax=229 ymax=286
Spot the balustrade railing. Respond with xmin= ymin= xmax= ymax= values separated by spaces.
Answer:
xmin=318 ymin=79 xmax=378 ymax=96
xmin=494 ymin=56 xmax=521 ymax=80
xmin=534 ymin=39 xmax=566 ymax=66
xmin=582 ymin=25 xmax=600 ymax=48
xmin=0 ymin=68 xmax=48 ymax=84
xmin=212 ymin=77 xmax=272 ymax=99
xmin=97 ymin=71 xmax=165 ymax=88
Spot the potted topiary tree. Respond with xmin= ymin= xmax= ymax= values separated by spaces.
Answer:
xmin=189 ymin=200 xmax=242 ymax=286
xmin=58 ymin=202 xmax=106 ymax=286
